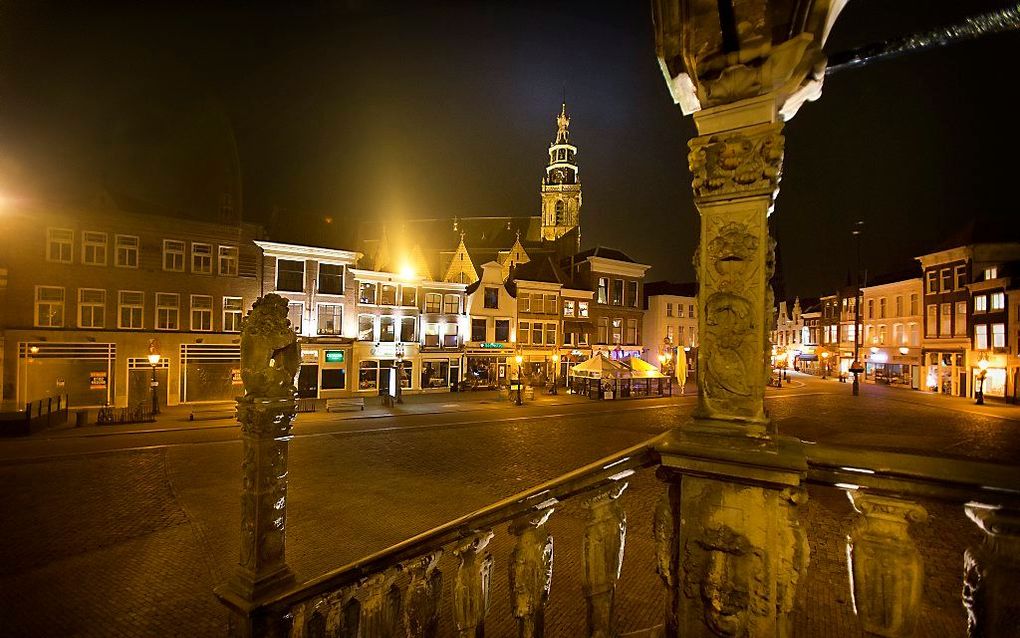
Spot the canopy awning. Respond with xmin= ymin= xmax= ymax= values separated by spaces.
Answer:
xmin=622 ymin=356 xmax=666 ymax=378
xmin=569 ymin=352 xmax=627 ymax=378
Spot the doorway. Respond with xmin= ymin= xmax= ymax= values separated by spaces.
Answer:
xmin=298 ymin=364 xmax=319 ymax=399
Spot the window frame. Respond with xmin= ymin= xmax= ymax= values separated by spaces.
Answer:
xmin=113 ymin=234 xmax=139 ymax=269
xmin=359 ymin=281 xmax=379 ymax=305
xmin=77 ymin=288 xmax=106 ymax=329
xmin=443 ymin=294 xmax=460 ymax=314
xmin=34 ymin=285 xmax=65 ymax=327
xmin=223 ymin=296 xmax=243 ymax=333
xmin=425 ymin=293 xmax=442 ymax=313
xmin=156 ymin=293 xmax=180 ymax=331
xmin=191 ymin=242 xmax=213 ymax=275
xmin=276 ymin=259 xmax=305 ymax=293
xmin=118 ymin=290 xmax=145 ymax=330
xmin=317 ymin=262 xmax=345 ymax=295
xmin=316 ymin=303 xmax=343 ymax=336
xmin=82 ymin=231 xmax=108 ymax=266
xmin=190 ymin=294 xmax=214 ymax=332
xmin=483 ymin=287 xmax=499 ymax=309
xmin=471 ymin=318 xmax=487 ymax=342
xmin=218 ymin=245 xmax=239 ymax=276
xmin=163 ymin=239 xmax=186 ymax=272
xmin=47 ymin=228 xmax=73 ymax=263
xmin=358 ymin=314 xmax=376 ymax=341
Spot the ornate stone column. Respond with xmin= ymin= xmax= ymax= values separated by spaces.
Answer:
xmin=582 ymin=483 xmax=628 ymax=638
xmin=650 ymin=3 xmax=846 ymax=636
xmin=216 ymin=293 xmax=301 ymax=637
xmin=453 ymin=531 xmax=494 ymax=638
xmin=401 ymin=551 xmax=443 ymax=638
xmin=846 ymin=492 xmax=928 ymax=637
xmin=963 ymin=504 xmax=1020 ymax=638
xmin=508 ymin=508 xmax=555 ymax=638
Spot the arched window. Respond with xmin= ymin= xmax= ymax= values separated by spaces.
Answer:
xmin=555 ymin=200 xmax=565 ymax=224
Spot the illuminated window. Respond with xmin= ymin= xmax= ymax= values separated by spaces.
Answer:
xmin=191 ymin=243 xmax=213 ymax=274
xmin=444 ymin=294 xmax=460 ymax=314
xmin=82 ymin=231 xmax=107 ymax=266
xmin=975 ymin=324 xmax=988 ymax=350
xmin=223 ymin=297 xmax=243 ymax=332
xmin=360 ymin=282 xmax=378 ymax=305
xmin=519 ymin=293 xmax=531 ymax=313
xmin=156 ymin=293 xmax=179 ymax=331
xmin=443 ymin=323 xmax=459 ymax=348
xmin=597 ymin=278 xmax=608 ymax=304
xmin=115 ymin=235 xmax=139 ymax=268
xmin=578 ymin=301 xmax=589 ymax=318
xmin=563 ymin=299 xmax=575 ymax=317
xmin=35 ymin=286 xmax=65 ymax=327
xmin=163 ymin=240 xmax=185 ymax=271
xmin=190 ymin=295 xmax=213 ymax=332
xmin=317 ymin=304 xmax=342 ymax=335
xmin=218 ymin=245 xmax=239 ymax=276
xmin=926 ymin=305 xmax=937 ymax=337
xmin=939 ymin=303 xmax=952 ymax=337
xmin=984 ymin=267 xmax=998 ymax=280
xmin=425 ymin=293 xmax=442 ymax=313
xmin=992 ymin=323 xmax=1005 ymax=348
xmin=47 ymin=228 xmax=73 ymax=263
xmin=424 ymin=323 xmax=440 ymax=347
xmin=78 ymin=288 xmax=105 ymax=328
xmin=119 ymin=291 xmax=144 ymax=329
xmin=991 ymin=292 xmax=1005 ymax=311
xmin=975 ymin=295 xmax=987 ymax=313
xmin=611 ymin=318 xmax=622 ymax=344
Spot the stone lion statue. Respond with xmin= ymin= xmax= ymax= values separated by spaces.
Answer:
xmin=239 ymin=294 xmax=299 ymax=399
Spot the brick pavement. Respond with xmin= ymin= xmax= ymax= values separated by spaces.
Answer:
xmin=0 ymin=383 xmax=1015 ymax=636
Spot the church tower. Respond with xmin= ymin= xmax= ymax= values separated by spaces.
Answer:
xmin=540 ymin=102 xmax=581 ymax=242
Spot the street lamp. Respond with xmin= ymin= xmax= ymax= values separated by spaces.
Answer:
xmin=515 ymin=350 xmax=524 ymax=406
xmin=394 ymin=342 xmax=405 ymax=404
xmin=976 ymin=356 xmax=989 ymax=405
xmin=550 ymin=353 xmax=560 ymax=395
xmin=147 ymin=352 xmax=161 ymax=415
xmin=821 ymin=351 xmax=830 ymax=379
xmin=851 ymin=220 xmax=864 ymax=396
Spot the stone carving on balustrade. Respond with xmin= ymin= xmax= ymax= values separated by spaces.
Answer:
xmin=963 ymin=504 xmax=1020 ymax=638
xmin=453 ymin=531 xmax=494 ymax=638
xmin=582 ymin=483 xmax=628 ymax=638
xmin=360 ymin=569 xmax=402 ymax=637
xmin=288 ymin=588 xmax=360 ymax=638
xmin=688 ymin=125 xmax=784 ymax=203
xmin=653 ymin=479 xmax=681 ymax=637
xmin=777 ymin=487 xmax=809 ymax=637
xmin=232 ymin=293 xmax=300 ymax=602
xmin=846 ymin=492 xmax=928 ymax=638
xmin=509 ymin=507 xmax=555 ymax=638
xmin=401 ymin=551 xmax=443 ymax=638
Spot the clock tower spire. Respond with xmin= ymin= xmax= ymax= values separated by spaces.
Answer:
xmin=540 ymin=101 xmax=581 ymax=242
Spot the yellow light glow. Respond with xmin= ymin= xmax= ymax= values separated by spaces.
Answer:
xmin=147 ymin=353 xmax=161 ymax=365
xmin=978 ymin=358 xmax=989 ymax=371
xmin=399 ymin=264 xmax=416 ymax=279
xmin=515 ymin=355 xmax=523 ymax=365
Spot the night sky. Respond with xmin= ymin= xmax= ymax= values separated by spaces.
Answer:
xmin=2 ymin=1 xmax=1018 ymax=298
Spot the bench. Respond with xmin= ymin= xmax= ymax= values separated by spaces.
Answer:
xmin=326 ymin=398 xmax=365 ymax=412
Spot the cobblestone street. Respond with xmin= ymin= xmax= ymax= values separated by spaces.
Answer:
xmin=0 ymin=375 xmax=1016 ymax=636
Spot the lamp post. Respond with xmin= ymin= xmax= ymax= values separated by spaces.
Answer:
xmin=394 ymin=342 xmax=405 ymax=404
xmin=976 ymin=356 xmax=989 ymax=405
xmin=851 ymin=220 xmax=864 ymax=396
xmin=147 ymin=352 xmax=161 ymax=416
xmin=821 ymin=351 xmax=830 ymax=379
xmin=515 ymin=350 xmax=524 ymax=406
xmin=550 ymin=353 xmax=560 ymax=395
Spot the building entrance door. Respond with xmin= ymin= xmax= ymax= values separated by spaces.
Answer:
xmin=298 ymin=364 xmax=319 ymax=399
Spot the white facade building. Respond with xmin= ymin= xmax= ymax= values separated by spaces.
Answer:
xmin=642 ymin=282 xmax=698 ymax=373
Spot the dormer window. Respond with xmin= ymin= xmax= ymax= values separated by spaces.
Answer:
xmin=984 ymin=267 xmax=998 ymax=280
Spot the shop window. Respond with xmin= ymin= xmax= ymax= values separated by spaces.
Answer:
xmin=223 ymin=297 xmax=243 ymax=332
xmin=82 ymin=231 xmax=108 ymax=266
xmin=400 ymin=317 xmax=416 ymax=342
xmin=119 ymin=291 xmax=145 ymax=329
xmin=321 ymin=368 xmax=346 ymax=390
xmin=78 ymin=288 xmax=106 ymax=328
xmin=190 ymin=295 xmax=213 ymax=331
xmin=991 ymin=292 xmax=1005 ymax=311
xmin=380 ymin=316 xmax=396 ymax=342
xmin=358 ymin=315 xmax=376 ymax=341
xmin=359 ymin=281 xmax=378 ymax=305
xmin=192 ymin=243 xmax=213 ymax=274
xmin=115 ymin=235 xmax=139 ymax=268
xmin=484 ymin=287 xmax=499 ymax=309
xmin=444 ymin=294 xmax=460 ymax=314
xmin=380 ymin=284 xmax=397 ymax=306
xmin=156 ymin=293 xmax=180 ymax=331
xmin=287 ymin=302 xmax=303 ymax=334
xmin=578 ymin=301 xmax=589 ymax=318
xmin=47 ymin=228 xmax=73 ymax=263
xmin=424 ymin=323 xmax=440 ymax=347
xmin=359 ymin=361 xmax=379 ymax=390
xmin=317 ymin=304 xmax=342 ymax=335
xmin=277 ymin=259 xmax=304 ymax=292
xmin=420 ymin=360 xmax=450 ymax=389
xmin=495 ymin=319 xmax=510 ymax=342
xmin=401 ymin=286 xmax=417 ymax=307
xmin=318 ymin=263 xmax=344 ymax=295
xmin=425 ymin=293 xmax=442 ymax=313
xmin=163 ymin=240 xmax=185 ymax=271
xmin=219 ymin=245 xmax=239 ymax=276
xmin=992 ymin=323 xmax=1005 ymax=349
xmin=472 ymin=318 xmax=487 ymax=342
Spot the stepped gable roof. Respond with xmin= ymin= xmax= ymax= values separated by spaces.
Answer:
xmin=573 ymin=245 xmax=636 ymax=263
xmin=644 ymin=280 xmax=698 ymax=298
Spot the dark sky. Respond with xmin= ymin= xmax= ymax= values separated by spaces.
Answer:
xmin=2 ymin=1 xmax=1018 ymax=298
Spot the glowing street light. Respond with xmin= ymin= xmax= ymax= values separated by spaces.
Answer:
xmin=147 ymin=349 xmax=161 ymax=416
xmin=514 ymin=349 xmax=524 ymax=406
xmin=550 ymin=353 xmax=560 ymax=395
xmin=976 ymin=356 xmax=989 ymax=405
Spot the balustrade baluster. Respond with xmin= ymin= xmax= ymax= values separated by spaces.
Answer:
xmin=453 ymin=531 xmax=494 ymax=638
xmin=401 ymin=551 xmax=443 ymax=638
xmin=846 ymin=492 xmax=928 ymax=637
xmin=652 ymin=476 xmax=680 ymax=638
xmin=360 ymin=570 xmax=401 ymax=637
xmin=963 ymin=504 xmax=1020 ymax=638
xmin=582 ymin=483 xmax=628 ymax=638
xmin=509 ymin=507 xmax=555 ymax=638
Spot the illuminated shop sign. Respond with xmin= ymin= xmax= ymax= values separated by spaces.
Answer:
xmin=324 ymin=350 xmax=345 ymax=363
xmin=480 ymin=343 xmax=505 ymax=349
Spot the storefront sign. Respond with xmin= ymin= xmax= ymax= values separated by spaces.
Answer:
xmin=301 ymin=349 xmax=319 ymax=364
xmin=325 ymin=350 xmax=345 ymax=363
xmin=89 ymin=371 xmax=107 ymax=390
xmin=231 ymin=369 xmax=243 ymax=385
xmin=480 ymin=342 xmax=505 ymax=349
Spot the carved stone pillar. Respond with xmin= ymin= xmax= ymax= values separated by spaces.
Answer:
xmin=845 ymin=492 xmax=928 ymax=637
xmin=232 ymin=397 xmax=297 ymax=599
xmin=582 ymin=483 xmax=628 ymax=638
xmin=963 ymin=504 xmax=1020 ymax=638
xmin=360 ymin=569 xmax=402 ymax=637
xmin=402 ymin=551 xmax=443 ymax=638
xmin=453 ymin=531 xmax=494 ymax=638
xmin=509 ymin=508 xmax=555 ymax=638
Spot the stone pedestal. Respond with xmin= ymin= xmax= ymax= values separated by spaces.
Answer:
xmin=964 ymin=504 xmax=1020 ymax=638
xmin=231 ymin=396 xmax=297 ymax=600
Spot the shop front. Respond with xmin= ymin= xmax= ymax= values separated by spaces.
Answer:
xmin=924 ymin=350 xmax=967 ymax=396
xmin=420 ymin=355 xmax=461 ymax=392
xmin=864 ymin=347 xmax=921 ymax=388
xmin=180 ymin=343 xmax=241 ymax=404
xmin=295 ymin=342 xmax=354 ymax=399
xmin=355 ymin=342 xmax=415 ymax=394
xmin=17 ymin=341 xmax=116 ymax=408
xmin=970 ymin=353 xmax=1011 ymax=401
xmin=464 ymin=344 xmax=510 ymax=390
